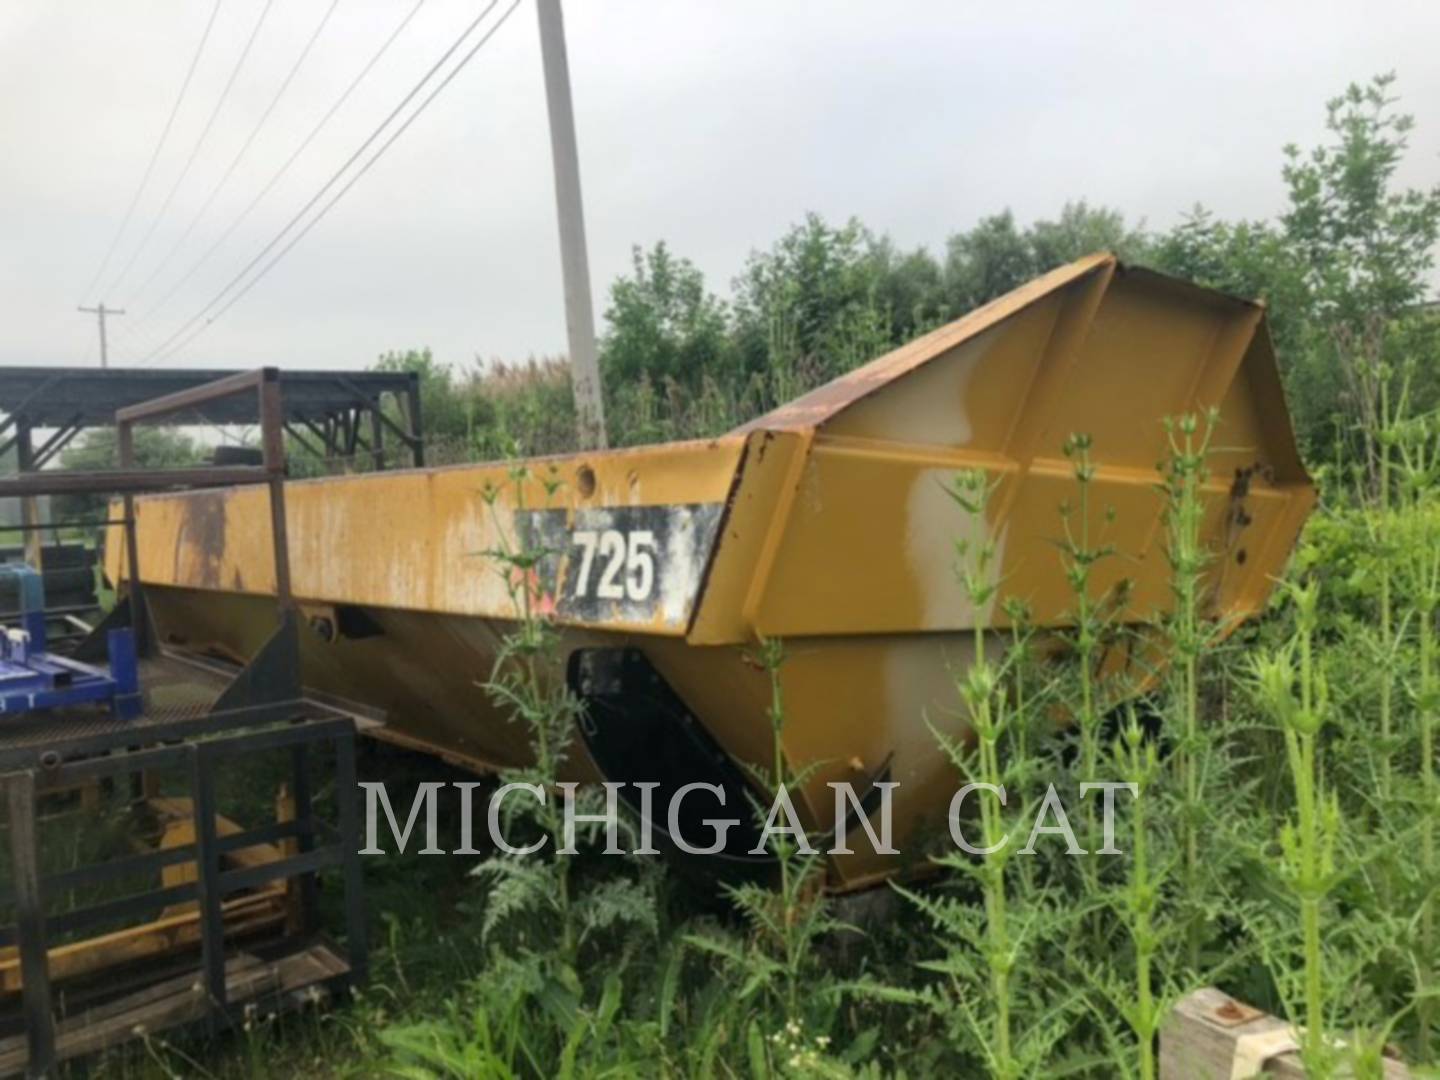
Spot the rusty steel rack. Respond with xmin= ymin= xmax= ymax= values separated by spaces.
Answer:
xmin=0 ymin=364 xmax=422 ymax=474
xmin=0 ymin=364 xmax=421 ymax=580
xmin=0 ymin=700 xmax=367 ymax=1076
xmin=0 ymin=369 xmax=370 ymax=1077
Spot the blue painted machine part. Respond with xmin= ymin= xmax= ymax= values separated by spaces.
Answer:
xmin=1 ymin=565 xmax=48 ymax=652
xmin=108 ymin=628 xmax=142 ymax=720
xmin=0 ymin=564 xmax=140 ymax=719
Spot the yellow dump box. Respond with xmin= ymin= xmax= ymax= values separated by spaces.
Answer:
xmin=108 ymin=254 xmax=1315 ymax=889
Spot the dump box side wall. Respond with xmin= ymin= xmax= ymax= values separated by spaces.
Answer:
xmin=106 ymin=437 xmax=747 ymax=636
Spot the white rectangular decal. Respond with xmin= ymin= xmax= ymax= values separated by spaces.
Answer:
xmin=517 ymin=504 xmax=723 ymax=628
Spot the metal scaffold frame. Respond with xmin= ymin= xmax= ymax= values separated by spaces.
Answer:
xmin=0 ymin=368 xmax=376 ymax=1078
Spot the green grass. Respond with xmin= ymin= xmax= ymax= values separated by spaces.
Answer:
xmin=39 ymin=414 xmax=1440 ymax=1079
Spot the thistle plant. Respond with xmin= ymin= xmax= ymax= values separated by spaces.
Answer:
xmin=953 ymin=470 xmax=1019 ymax=1075
xmin=1119 ymin=710 xmax=1162 ymax=1080
xmin=1367 ymin=364 xmax=1413 ymax=810
xmin=1001 ymin=595 xmax=1038 ymax=768
xmin=687 ymin=636 xmax=846 ymax=1071
xmin=1059 ymin=432 xmax=1118 ymax=786
xmin=1056 ymin=431 xmax=1126 ymax=894
xmin=1412 ymin=550 xmax=1439 ymax=1064
xmin=745 ymin=636 xmax=835 ymax=1021
xmin=1393 ymin=425 xmax=1440 ymax=1059
xmin=1088 ymin=706 xmax=1167 ymax=1080
xmin=1250 ymin=581 xmax=1342 ymax=1075
xmin=373 ymin=463 xmax=669 ymax=1076
xmin=1158 ymin=410 xmax=1220 ymax=972
xmin=472 ymin=463 xmax=656 ymax=963
xmin=470 ymin=464 xmax=583 ymax=955
xmin=900 ymin=468 xmax=1072 ymax=1078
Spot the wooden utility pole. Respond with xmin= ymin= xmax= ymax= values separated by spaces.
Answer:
xmin=77 ymin=302 xmax=124 ymax=369
xmin=535 ymin=0 xmax=607 ymax=450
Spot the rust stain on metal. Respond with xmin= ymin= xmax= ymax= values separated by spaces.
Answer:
xmin=173 ymin=491 xmax=227 ymax=590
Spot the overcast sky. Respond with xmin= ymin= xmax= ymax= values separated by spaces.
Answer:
xmin=2 ymin=1 xmax=1437 ymax=376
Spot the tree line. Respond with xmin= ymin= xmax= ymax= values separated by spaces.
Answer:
xmin=368 ymin=72 xmax=1438 ymax=480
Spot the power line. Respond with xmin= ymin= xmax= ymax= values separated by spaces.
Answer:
xmin=106 ymin=310 xmax=170 ymax=360
xmin=121 ymin=0 xmax=428 ymax=343
xmin=77 ymin=0 xmax=224 ymax=305
xmin=102 ymin=0 xmax=278 ymax=301
xmin=135 ymin=0 xmax=518 ymax=368
xmin=139 ymin=0 xmax=501 ymax=364
xmin=152 ymin=0 xmax=525 ymax=369
xmin=126 ymin=0 xmax=344 ymax=308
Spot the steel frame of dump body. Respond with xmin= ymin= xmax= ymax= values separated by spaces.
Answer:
xmin=0 ymin=369 xmax=371 ymax=1077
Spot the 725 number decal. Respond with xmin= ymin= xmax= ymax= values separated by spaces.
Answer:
xmin=571 ymin=529 xmax=657 ymax=602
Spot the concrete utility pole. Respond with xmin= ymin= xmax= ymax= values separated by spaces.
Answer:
xmin=77 ymin=302 xmax=125 ymax=369
xmin=535 ymin=0 xmax=607 ymax=450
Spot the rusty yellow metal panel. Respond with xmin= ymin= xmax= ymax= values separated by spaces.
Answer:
xmin=112 ymin=437 xmax=745 ymax=635
xmin=111 ymin=254 xmax=1316 ymax=890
